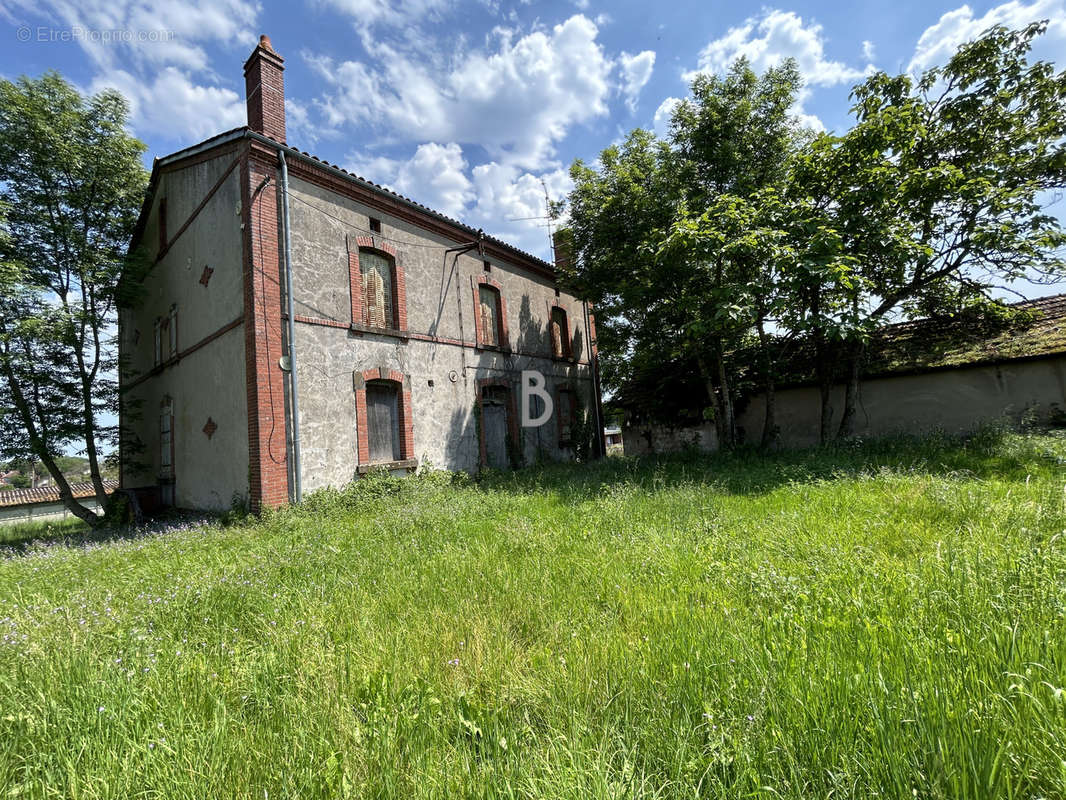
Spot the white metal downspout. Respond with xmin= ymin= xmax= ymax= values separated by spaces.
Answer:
xmin=279 ymin=150 xmax=302 ymax=502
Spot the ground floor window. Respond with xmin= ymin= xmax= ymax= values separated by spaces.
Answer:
xmin=365 ymin=380 xmax=401 ymax=463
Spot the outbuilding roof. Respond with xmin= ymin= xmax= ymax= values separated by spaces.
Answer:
xmin=0 ymin=480 xmax=119 ymax=509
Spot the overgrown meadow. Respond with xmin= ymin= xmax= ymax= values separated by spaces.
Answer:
xmin=1 ymin=431 xmax=1065 ymax=799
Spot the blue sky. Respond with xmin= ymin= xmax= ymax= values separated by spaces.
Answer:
xmin=2 ymin=0 xmax=1065 ymax=286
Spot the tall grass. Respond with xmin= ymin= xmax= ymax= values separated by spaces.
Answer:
xmin=1 ymin=431 xmax=1064 ymax=798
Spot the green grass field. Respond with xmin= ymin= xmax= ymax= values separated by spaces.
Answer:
xmin=1 ymin=430 xmax=1065 ymax=799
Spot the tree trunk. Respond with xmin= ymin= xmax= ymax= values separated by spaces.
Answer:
xmin=837 ymin=340 xmax=865 ymax=439
xmin=714 ymin=343 xmax=736 ymax=450
xmin=697 ymin=346 xmax=735 ymax=450
xmin=813 ymin=330 xmax=834 ymax=445
xmin=0 ymin=356 xmax=100 ymax=526
xmin=756 ymin=317 xmax=778 ymax=450
xmin=697 ymin=353 xmax=726 ymax=449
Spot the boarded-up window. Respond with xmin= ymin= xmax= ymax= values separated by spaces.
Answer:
xmin=361 ymin=251 xmax=393 ymax=328
xmin=557 ymin=388 xmax=577 ymax=444
xmin=550 ymin=306 xmax=570 ymax=359
xmin=481 ymin=385 xmax=511 ymax=469
xmin=159 ymin=398 xmax=173 ymax=473
xmin=479 ymin=285 xmax=501 ymax=347
xmin=365 ymin=380 xmax=401 ymax=463
xmin=168 ymin=305 xmax=178 ymax=358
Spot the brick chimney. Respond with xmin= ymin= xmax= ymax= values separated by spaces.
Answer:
xmin=244 ymin=34 xmax=286 ymax=144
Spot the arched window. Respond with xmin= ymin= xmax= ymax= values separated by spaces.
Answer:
xmin=348 ymin=237 xmax=407 ymax=333
xmin=473 ymin=276 xmax=508 ymax=350
xmin=360 ymin=250 xmax=395 ymax=329
xmin=478 ymin=284 xmax=503 ymax=347
xmin=478 ymin=379 xmax=520 ymax=469
xmin=550 ymin=306 xmax=571 ymax=359
xmin=355 ymin=367 xmax=415 ymax=468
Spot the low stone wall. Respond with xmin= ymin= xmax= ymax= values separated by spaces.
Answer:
xmin=622 ymin=356 xmax=1066 ymax=454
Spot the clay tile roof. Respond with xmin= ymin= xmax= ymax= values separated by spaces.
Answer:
xmin=0 ymin=480 xmax=119 ymax=509
xmin=865 ymin=292 xmax=1066 ymax=375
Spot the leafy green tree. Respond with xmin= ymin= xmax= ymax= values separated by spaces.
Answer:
xmin=562 ymin=60 xmax=805 ymax=449
xmin=0 ymin=72 xmax=148 ymax=524
xmin=810 ymin=22 xmax=1066 ymax=437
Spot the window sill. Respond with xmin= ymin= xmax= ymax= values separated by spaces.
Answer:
xmin=349 ymin=322 xmax=409 ymax=341
xmin=475 ymin=343 xmax=512 ymax=354
xmin=356 ymin=457 xmax=418 ymax=475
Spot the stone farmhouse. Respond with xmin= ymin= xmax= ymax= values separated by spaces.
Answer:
xmin=119 ymin=36 xmax=603 ymax=512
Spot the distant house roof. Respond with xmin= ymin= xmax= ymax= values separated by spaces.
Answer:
xmin=0 ymin=480 xmax=118 ymax=509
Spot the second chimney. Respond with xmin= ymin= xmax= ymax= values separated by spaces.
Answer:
xmin=244 ymin=35 xmax=286 ymax=144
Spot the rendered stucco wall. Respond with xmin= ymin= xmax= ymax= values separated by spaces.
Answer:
xmin=622 ymin=357 xmax=1066 ymax=454
xmin=286 ymin=175 xmax=597 ymax=491
xmin=120 ymin=150 xmax=250 ymax=510
xmin=738 ymin=358 xmax=1066 ymax=448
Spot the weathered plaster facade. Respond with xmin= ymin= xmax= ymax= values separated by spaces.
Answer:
xmin=120 ymin=35 xmax=603 ymax=512
xmin=119 ymin=147 xmax=250 ymax=511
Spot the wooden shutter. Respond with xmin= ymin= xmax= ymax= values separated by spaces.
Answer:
xmin=361 ymin=251 xmax=393 ymax=328
xmin=365 ymin=382 xmax=401 ymax=463
xmin=479 ymin=285 xmax=498 ymax=346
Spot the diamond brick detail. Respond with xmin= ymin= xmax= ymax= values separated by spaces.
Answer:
xmin=202 ymin=417 xmax=218 ymax=439
xmin=199 ymin=265 xmax=214 ymax=287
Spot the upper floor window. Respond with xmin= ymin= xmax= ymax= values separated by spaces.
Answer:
xmin=550 ymin=306 xmax=571 ymax=359
xmin=349 ymin=238 xmax=406 ymax=333
xmin=478 ymin=284 xmax=503 ymax=347
xmin=153 ymin=318 xmax=162 ymax=366
xmin=361 ymin=250 xmax=395 ymax=329
xmin=168 ymin=305 xmax=178 ymax=358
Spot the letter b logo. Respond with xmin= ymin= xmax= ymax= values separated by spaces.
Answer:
xmin=521 ymin=370 xmax=553 ymax=427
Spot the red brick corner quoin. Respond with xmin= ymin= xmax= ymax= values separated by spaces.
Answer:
xmin=242 ymin=147 xmax=290 ymax=511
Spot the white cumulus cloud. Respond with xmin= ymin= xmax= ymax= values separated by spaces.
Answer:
xmin=91 ymin=66 xmax=246 ymax=140
xmin=652 ymin=96 xmax=681 ymax=138
xmin=348 ymin=142 xmax=475 ymax=220
xmin=6 ymin=0 xmax=261 ymax=144
xmin=309 ymin=14 xmax=614 ymax=170
xmin=688 ymin=9 xmax=873 ymax=87
xmin=618 ymin=50 xmax=656 ymax=112
xmin=909 ymin=0 xmax=1066 ymax=72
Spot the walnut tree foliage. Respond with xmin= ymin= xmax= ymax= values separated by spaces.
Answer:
xmin=560 ymin=22 xmax=1066 ymax=447
xmin=0 ymin=72 xmax=148 ymax=524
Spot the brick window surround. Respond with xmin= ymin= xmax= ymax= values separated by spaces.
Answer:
xmin=472 ymin=275 xmax=510 ymax=350
xmin=476 ymin=377 xmax=520 ymax=468
xmin=347 ymin=237 xmax=407 ymax=332
xmin=550 ymin=301 xmax=573 ymax=360
xmin=354 ymin=367 xmax=415 ymax=467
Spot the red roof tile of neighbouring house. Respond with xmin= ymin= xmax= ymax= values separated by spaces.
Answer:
xmin=0 ymin=480 xmax=118 ymax=508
